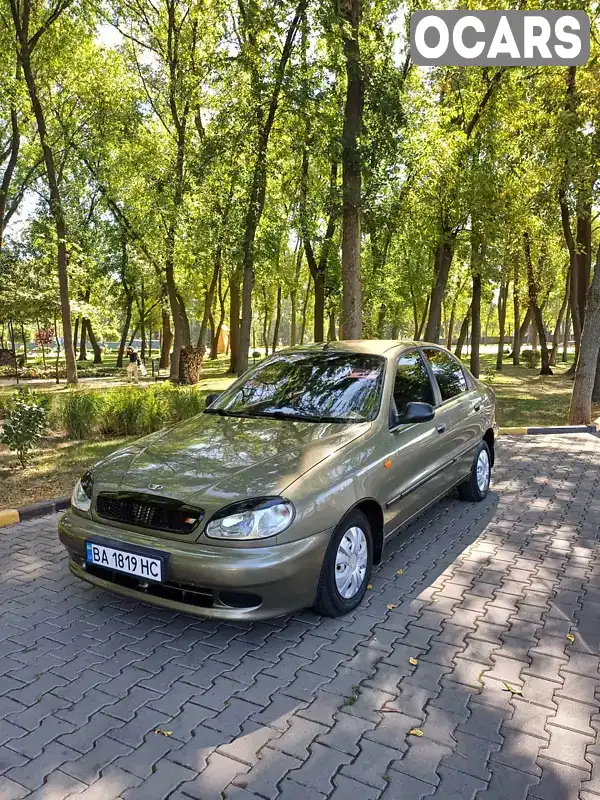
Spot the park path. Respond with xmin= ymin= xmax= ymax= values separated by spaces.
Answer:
xmin=0 ymin=434 xmax=600 ymax=800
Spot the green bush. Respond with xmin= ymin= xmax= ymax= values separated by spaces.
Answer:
xmin=168 ymin=385 xmax=206 ymax=422
xmin=0 ymin=388 xmax=48 ymax=468
xmin=61 ymin=391 xmax=101 ymax=439
xmin=100 ymin=388 xmax=148 ymax=436
xmin=521 ymin=349 xmax=541 ymax=369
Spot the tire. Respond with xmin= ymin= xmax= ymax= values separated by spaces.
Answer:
xmin=314 ymin=509 xmax=373 ymax=617
xmin=458 ymin=441 xmax=492 ymax=502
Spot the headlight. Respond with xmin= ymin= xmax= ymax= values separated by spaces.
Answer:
xmin=71 ymin=470 xmax=93 ymax=513
xmin=205 ymin=498 xmax=295 ymax=540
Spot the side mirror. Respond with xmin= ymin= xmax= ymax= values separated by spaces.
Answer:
xmin=205 ymin=392 xmax=221 ymax=408
xmin=392 ymin=401 xmax=435 ymax=428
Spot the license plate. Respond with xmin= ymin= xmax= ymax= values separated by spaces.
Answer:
xmin=85 ymin=541 xmax=164 ymax=582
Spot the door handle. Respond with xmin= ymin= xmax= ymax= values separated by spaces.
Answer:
xmin=436 ymin=424 xmax=446 ymax=434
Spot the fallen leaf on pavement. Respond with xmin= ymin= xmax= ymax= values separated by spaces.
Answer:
xmin=502 ymin=682 xmax=522 ymax=695
xmin=367 ymin=584 xmax=373 ymax=590
xmin=154 ymin=730 xmax=173 ymax=737
xmin=397 ymin=569 xmax=403 ymax=575
xmin=387 ymin=603 xmax=398 ymax=610
xmin=566 ymin=634 xmax=575 ymax=643
xmin=409 ymin=657 xmax=418 ymax=666
xmin=409 ymin=728 xmax=424 ymax=737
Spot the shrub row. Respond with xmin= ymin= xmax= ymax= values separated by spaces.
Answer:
xmin=1 ymin=384 xmax=208 ymax=439
xmin=58 ymin=385 xmax=207 ymax=439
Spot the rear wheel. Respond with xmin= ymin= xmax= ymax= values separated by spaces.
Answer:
xmin=314 ymin=510 xmax=373 ymax=617
xmin=458 ymin=441 xmax=491 ymax=502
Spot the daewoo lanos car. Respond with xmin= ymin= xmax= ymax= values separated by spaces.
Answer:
xmin=59 ymin=341 xmax=496 ymax=620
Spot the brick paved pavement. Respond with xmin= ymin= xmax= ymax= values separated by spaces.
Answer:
xmin=1 ymin=434 xmax=600 ymax=800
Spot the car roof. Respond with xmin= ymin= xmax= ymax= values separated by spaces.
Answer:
xmin=285 ymin=340 xmax=441 ymax=358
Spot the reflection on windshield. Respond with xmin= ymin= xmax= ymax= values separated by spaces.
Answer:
xmin=209 ymin=351 xmax=385 ymax=423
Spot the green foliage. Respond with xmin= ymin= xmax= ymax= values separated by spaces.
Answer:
xmin=0 ymin=389 xmax=48 ymax=468
xmin=53 ymin=385 xmax=206 ymax=439
xmin=61 ymin=391 xmax=101 ymax=439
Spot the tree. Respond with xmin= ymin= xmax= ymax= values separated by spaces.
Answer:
xmin=8 ymin=0 xmax=79 ymax=383
xmin=569 ymin=246 xmax=600 ymax=424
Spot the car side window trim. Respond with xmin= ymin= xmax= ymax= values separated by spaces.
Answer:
xmin=419 ymin=346 xmax=472 ymax=408
xmin=389 ymin=349 xmax=439 ymax=430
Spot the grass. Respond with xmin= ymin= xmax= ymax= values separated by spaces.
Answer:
xmin=2 ymin=349 xmax=599 ymax=510
xmin=471 ymin=353 xmax=600 ymax=428
xmin=0 ymin=435 xmax=134 ymax=508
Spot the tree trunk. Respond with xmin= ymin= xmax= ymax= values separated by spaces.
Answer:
xmin=496 ymin=281 xmax=509 ymax=371
xmin=237 ymin=2 xmax=306 ymax=374
xmin=117 ymin=295 xmax=133 ymax=368
xmin=86 ymin=319 xmax=103 ymax=364
xmin=79 ymin=317 xmax=88 ymax=361
xmin=13 ymin=8 xmax=77 ymax=383
xmin=576 ymin=209 xmax=592 ymax=328
xmin=272 ymin=285 xmax=282 ymax=352
xmin=563 ymin=308 xmax=570 ymax=363
xmin=339 ymin=0 xmax=363 ymax=340
xmin=424 ymin=237 xmax=455 ymax=342
xmin=523 ymin=232 xmax=552 ymax=375
xmin=0 ymin=93 xmax=20 ymax=250
xmin=300 ymin=277 xmax=311 ymax=345
xmin=159 ymin=309 xmax=172 ymax=371
xmin=455 ymin=306 xmax=471 ymax=359
xmin=470 ymin=272 xmax=482 ymax=378
xmin=550 ymin=269 xmax=570 ymax=367
xmin=569 ymin=246 xmax=600 ymax=423
xmin=302 ymin=161 xmax=338 ymax=344
xmin=229 ymin=272 xmax=241 ymax=373
xmin=328 ymin=309 xmax=337 ymax=341
xmin=73 ymin=316 xmax=80 ymax=355
xmin=417 ymin=294 xmax=430 ymax=340
xmin=376 ymin=303 xmax=386 ymax=338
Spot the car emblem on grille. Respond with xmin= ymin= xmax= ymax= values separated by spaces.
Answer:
xmin=147 ymin=484 xmax=163 ymax=491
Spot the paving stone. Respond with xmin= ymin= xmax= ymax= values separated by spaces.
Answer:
xmin=0 ymin=777 xmax=29 ymax=799
xmin=537 ymin=724 xmax=594 ymax=771
xmin=316 ymin=710 xmax=374 ymax=755
xmin=106 ymin=707 xmax=172 ymax=748
xmin=167 ymin=725 xmax=231 ymax=772
xmin=287 ymin=742 xmax=352 ymax=793
xmin=63 ymin=765 xmax=141 ymax=800
xmin=491 ymin=729 xmax=544 ymax=776
xmin=277 ymin=778 xmax=326 ymax=800
xmin=391 ymin=737 xmax=453 ymax=785
xmin=5 ymin=742 xmax=79 ymax=790
xmin=476 ymin=762 xmax=539 ymax=800
xmin=177 ymin=752 xmax=250 ymax=800
xmin=123 ymin=759 xmax=194 ymax=800
xmin=435 ymin=765 xmax=488 ymax=798
xmin=232 ymin=746 xmax=301 ymax=799
xmin=528 ymin=757 xmax=590 ymax=800
xmin=459 ymin=701 xmax=505 ymax=743
xmin=328 ymin=773 xmax=380 ymax=800
xmin=25 ymin=770 xmax=87 ymax=800
xmin=61 ymin=736 xmax=133 ymax=784
xmin=7 ymin=716 xmax=75 ymax=759
xmin=218 ymin=721 xmax=281 ymax=765
xmin=341 ymin=738 xmax=402 ymax=788
xmin=381 ymin=768 xmax=436 ymax=799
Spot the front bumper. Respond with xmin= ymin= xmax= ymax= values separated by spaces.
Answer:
xmin=59 ymin=509 xmax=332 ymax=621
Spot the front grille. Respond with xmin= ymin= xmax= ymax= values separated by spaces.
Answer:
xmin=96 ymin=493 xmax=203 ymax=534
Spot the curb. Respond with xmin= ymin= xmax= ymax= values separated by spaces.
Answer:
xmin=500 ymin=425 xmax=597 ymax=436
xmin=0 ymin=496 xmax=70 ymax=529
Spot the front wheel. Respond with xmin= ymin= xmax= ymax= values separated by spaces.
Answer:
xmin=314 ymin=510 xmax=373 ymax=617
xmin=458 ymin=441 xmax=491 ymax=502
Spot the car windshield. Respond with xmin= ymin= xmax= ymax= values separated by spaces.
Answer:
xmin=208 ymin=350 xmax=385 ymax=423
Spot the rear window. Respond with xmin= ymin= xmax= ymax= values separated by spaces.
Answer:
xmin=423 ymin=348 xmax=468 ymax=403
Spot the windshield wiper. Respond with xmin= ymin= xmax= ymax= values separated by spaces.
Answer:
xmin=204 ymin=408 xmax=245 ymax=418
xmin=242 ymin=410 xmax=351 ymax=424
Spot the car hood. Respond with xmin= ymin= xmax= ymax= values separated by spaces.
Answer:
xmin=93 ymin=413 xmax=370 ymax=506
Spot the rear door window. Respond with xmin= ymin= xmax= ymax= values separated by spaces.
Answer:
xmin=422 ymin=348 xmax=468 ymax=403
